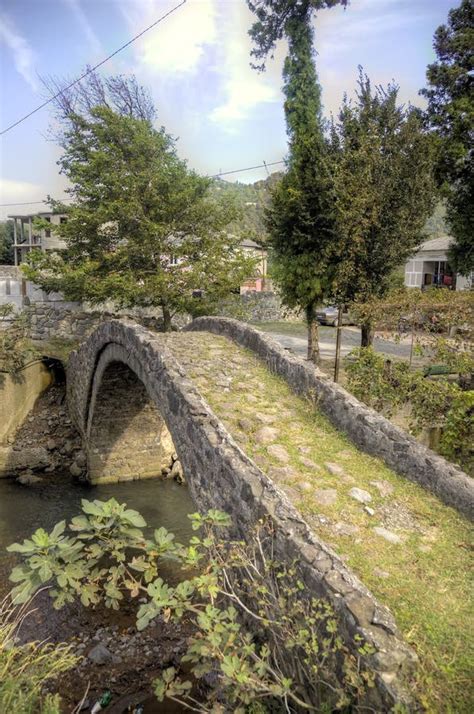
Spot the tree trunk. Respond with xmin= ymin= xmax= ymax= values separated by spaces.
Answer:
xmin=361 ymin=321 xmax=374 ymax=347
xmin=162 ymin=304 xmax=172 ymax=332
xmin=306 ymin=303 xmax=320 ymax=364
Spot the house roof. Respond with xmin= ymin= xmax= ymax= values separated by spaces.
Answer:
xmin=241 ymin=238 xmax=264 ymax=249
xmin=417 ymin=236 xmax=453 ymax=252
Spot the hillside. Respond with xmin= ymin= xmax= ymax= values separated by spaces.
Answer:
xmin=211 ymin=172 xmax=283 ymax=242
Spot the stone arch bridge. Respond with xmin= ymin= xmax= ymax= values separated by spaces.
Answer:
xmin=66 ymin=317 xmax=473 ymax=710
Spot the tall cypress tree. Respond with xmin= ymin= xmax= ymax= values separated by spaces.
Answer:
xmin=250 ymin=5 xmax=337 ymax=362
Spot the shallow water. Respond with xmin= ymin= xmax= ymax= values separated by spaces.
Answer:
xmin=0 ymin=476 xmax=196 ymax=593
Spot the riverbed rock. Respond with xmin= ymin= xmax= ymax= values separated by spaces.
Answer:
xmin=17 ymin=471 xmax=42 ymax=485
xmin=70 ymin=462 xmax=84 ymax=478
xmin=0 ymin=446 xmax=50 ymax=476
xmin=75 ymin=450 xmax=87 ymax=467
xmin=87 ymin=643 xmax=114 ymax=665
xmin=170 ymin=459 xmax=184 ymax=483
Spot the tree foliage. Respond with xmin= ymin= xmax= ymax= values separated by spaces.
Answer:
xmin=42 ymin=68 xmax=156 ymax=143
xmin=420 ymin=0 xmax=474 ymax=275
xmin=23 ymin=108 xmax=255 ymax=330
xmin=345 ymin=347 xmax=473 ymax=474
xmin=0 ymin=221 xmax=14 ymax=265
xmin=263 ymin=15 xmax=336 ymax=362
xmin=330 ymin=72 xmax=437 ymax=344
xmin=247 ymin=0 xmax=347 ymax=70
xmin=8 ymin=500 xmax=373 ymax=711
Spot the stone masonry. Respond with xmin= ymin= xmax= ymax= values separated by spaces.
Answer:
xmin=67 ymin=318 xmax=419 ymax=710
xmin=87 ymin=361 xmax=174 ymax=483
xmin=187 ymin=317 xmax=474 ymax=521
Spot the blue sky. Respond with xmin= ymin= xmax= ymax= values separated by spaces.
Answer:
xmin=0 ymin=0 xmax=459 ymax=219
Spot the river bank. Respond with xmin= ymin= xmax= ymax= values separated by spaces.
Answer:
xmin=0 ymin=373 xmax=200 ymax=711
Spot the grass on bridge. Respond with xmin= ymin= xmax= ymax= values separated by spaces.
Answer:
xmin=167 ymin=331 xmax=473 ymax=714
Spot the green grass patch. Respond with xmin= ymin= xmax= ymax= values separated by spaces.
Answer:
xmin=167 ymin=332 xmax=474 ymax=713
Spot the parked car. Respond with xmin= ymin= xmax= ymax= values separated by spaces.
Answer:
xmin=315 ymin=306 xmax=354 ymax=327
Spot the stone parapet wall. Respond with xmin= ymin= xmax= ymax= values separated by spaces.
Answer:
xmin=23 ymin=304 xmax=186 ymax=341
xmin=67 ymin=319 xmax=418 ymax=709
xmin=218 ymin=291 xmax=300 ymax=323
xmin=187 ymin=317 xmax=474 ymax=521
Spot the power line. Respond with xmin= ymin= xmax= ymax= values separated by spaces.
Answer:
xmin=211 ymin=160 xmax=285 ymax=178
xmin=0 ymin=0 xmax=187 ymax=136
xmin=0 ymin=159 xmax=287 ymax=207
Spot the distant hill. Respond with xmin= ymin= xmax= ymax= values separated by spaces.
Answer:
xmin=211 ymin=172 xmax=283 ymax=242
xmin=212 ymin=173 xmax=448 ymax=247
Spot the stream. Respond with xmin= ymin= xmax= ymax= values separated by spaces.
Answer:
xmin=0 ymin=475 xmax=198 ymax=712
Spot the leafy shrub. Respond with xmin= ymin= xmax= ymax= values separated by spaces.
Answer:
xmin=8 ymin=499 xmax=374 ymax=712
xmin=0 ymin=305 xmax=38 ymax=374
xmin=439 ymin=391 xmax=474 ymax=473
xmin=344 ymin=347 xmax=473 ymax=474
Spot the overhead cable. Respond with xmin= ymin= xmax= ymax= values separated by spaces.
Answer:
xmin=0 ymin=159 xmax=287 ymax=207
xmin=0 ymin=0 xmax=187 ymax=136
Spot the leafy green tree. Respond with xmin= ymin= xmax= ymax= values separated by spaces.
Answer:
xmin=250 ymin=6 xmax=337 ymax=362
xmin=247 ymin=1 xmax=347 ymax=71
xmin=42 ymin=68 xmax=156 ymax=144
xmin=23 ymin=108 xmax=255 ymax=330
xmin=330 ymin=72 xmax=437 ymax=346
xmin=0 ymin=220 xmax=14 ymax=265
xmin=420 ymin=0 xmax=474 ymax=275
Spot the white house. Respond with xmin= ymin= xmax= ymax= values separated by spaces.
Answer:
xmin=9 ymin=211 xmax=67 ymax=266
xmin=404 ymin=236 xmax=472 ymax=291
xmin=1 ymin=212 xmax=68 ymax=310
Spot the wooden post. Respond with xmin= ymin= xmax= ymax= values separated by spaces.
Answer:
xmin=333 ymin=305 xmax=343 ymax=382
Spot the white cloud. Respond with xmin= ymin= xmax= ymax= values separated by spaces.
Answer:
xmin=122 ymin=0 xmax=217 ymax=74
xmin=0 ymin=12 xmax=39 ymax=92
xmin=0 ymin=179 xmax=47 ymax=220
xmin=63 ymin=0 xmax=103 ymax=56
xmin=209 ymin=3 xmax=280 ymax=130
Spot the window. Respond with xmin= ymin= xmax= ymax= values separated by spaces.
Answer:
xmin=60 ymin=216 xmax=68 ymax=224
xmin=44 ymin=216 xmax=51 ymax=238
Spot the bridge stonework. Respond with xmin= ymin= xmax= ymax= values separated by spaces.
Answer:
xmin=187 ymin=317 xmax=474 ymax=521
xmin=67 ymin=318 xmax=419 ymax=710
xmin=87 ymin=359 xmax=174 ymax=483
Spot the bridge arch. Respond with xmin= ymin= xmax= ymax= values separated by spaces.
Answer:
xmin=67 ymin=318 xmax=417 ymax=709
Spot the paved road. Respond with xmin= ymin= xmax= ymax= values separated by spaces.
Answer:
xmin=258 ymin=325 xmax=415 ymax=362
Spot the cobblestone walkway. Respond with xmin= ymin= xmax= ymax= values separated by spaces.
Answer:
xmin=165 ymin=331 xmax=473 ymax=712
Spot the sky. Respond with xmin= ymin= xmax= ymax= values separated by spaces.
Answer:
xmin=0 ymin=0 xmax=459 ymax=220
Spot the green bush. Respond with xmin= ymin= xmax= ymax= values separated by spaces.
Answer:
xmin=344 ymin=347 xmax=473 ymax=474
xmin=8 ymin=499 xmax=374 ymax=712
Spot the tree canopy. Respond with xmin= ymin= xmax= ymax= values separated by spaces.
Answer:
xmin=23 ymin=107 xmax=255 ymax=330
xmin=42 ymin=69 xmax=156 ymax=144
xmin=264 ymin=16 xmax=336 ymax=362
xmin=0 ymin=221 xmax=14 ymax=265
xmin=330 ymin=72 xmax=437 ymax=344
xmin=420 ymin=0 xmax=474 ymax=275
xmin=247 ymin=0 xmax=347 ymax=69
